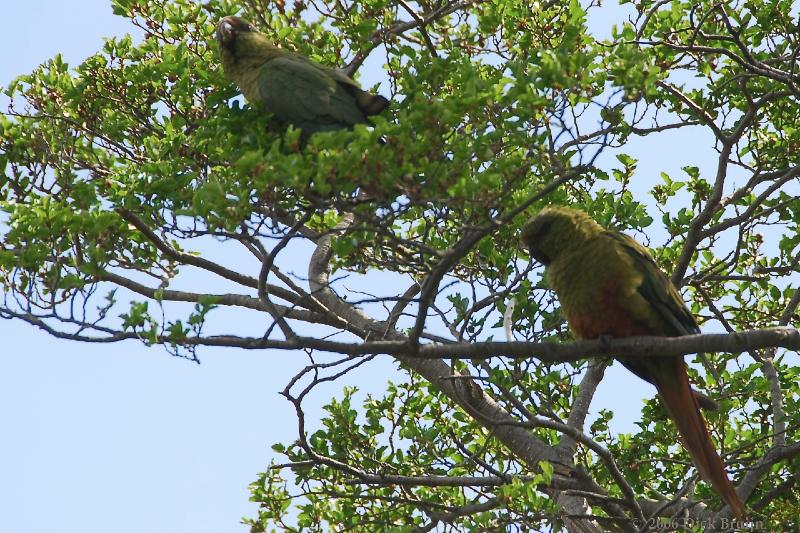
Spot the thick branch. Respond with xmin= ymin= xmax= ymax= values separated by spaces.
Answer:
xmin=411 ymin=328 xmax=799 ymax=362
xmin=557 ymin=360 xmax=608 ymax=457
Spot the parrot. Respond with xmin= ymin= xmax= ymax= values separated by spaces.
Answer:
xmin=519 ymin=206 xmax=745 ymax=519
xmin=215 ymin=16 xmax=390 ymax=136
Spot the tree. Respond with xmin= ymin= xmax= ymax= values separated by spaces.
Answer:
xmin=1 ymin=0 xmax=799 ymax=530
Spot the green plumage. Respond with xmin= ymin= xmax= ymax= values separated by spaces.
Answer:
xmin=216 ymin=16 xmax=389 ymax=134
xmin=520 ymin=206 xmax=745 ymax=518
xmin=520 ymin=207 xmax=717 ymax=399
xmin=520 ymin=206 xmax=697 ymax=338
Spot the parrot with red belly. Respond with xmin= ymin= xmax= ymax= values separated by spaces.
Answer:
xmin=520 ymin=206 xmax=745 ymax=519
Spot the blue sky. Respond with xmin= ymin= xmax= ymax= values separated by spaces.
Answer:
xmin=0 ymin=3 xmax=393 ymax=532
xmin=0 ymin=1 xmax=730 ymax=532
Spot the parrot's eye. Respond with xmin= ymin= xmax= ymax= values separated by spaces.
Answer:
xmin=519 ymin=218 xmax=555 ymax=265
xmin=525 ymin=220 xmax=552 ymax=246
xmin=537 ymin=220 xmax=553 ymax=239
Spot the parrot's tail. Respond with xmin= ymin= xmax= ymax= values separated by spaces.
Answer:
xmin=652 ymin=358 xmax=746 ymax=520
xmin=353 ymin=89 xmax=390 ymax=117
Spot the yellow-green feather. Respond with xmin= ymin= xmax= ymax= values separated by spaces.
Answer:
xmin=519 ymin=206 xmax=745 ymax=518
xmin=219 ymin=31 xmax=285 ymax=103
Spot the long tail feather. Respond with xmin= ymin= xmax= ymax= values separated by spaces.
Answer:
xmin=651 ymin=358 xmax=745 ymax=519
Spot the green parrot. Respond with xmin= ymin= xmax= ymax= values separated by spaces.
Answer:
xmin=520 ymin=206 xmax=745 ymax=519
xmin=216 ymin=16 xmax=389 ymax=135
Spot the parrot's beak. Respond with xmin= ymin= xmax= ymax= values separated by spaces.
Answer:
xmin=216 ymin=18 xmax=236 ymax=47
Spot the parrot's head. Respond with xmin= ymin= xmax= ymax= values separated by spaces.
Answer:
xmin=216 ymin=16 xmax=277 ymax=72
xmin=216 ymin=16 xmax=256 ymax=50
xmin=520 ymin=206 xmax=602 ymax=265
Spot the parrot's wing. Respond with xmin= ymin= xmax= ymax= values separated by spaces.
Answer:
xmin=608 ymin=231 xmax=700 ymax=336
xmin=259 ymin=56 xmax=366 ymax=126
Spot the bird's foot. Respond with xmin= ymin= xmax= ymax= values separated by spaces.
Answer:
xmin=597 ymin=333 xmax=614 ymax=352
